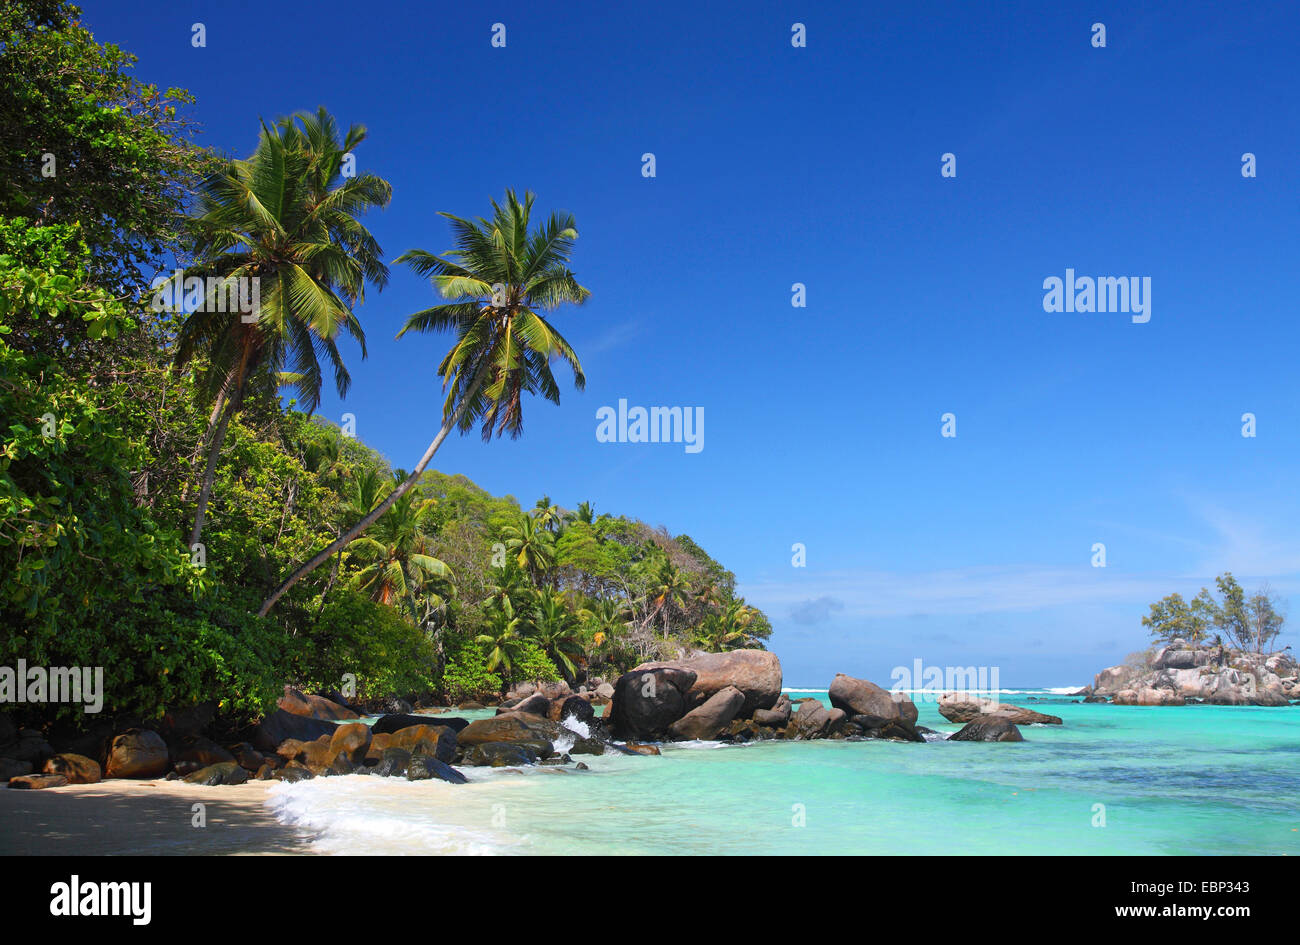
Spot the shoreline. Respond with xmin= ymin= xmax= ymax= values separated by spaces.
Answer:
xmin=0 ymin=779 xmax=316 ymax=856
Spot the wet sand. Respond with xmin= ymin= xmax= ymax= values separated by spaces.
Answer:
xmin=0 ymin=779 xmax=315 ymax=855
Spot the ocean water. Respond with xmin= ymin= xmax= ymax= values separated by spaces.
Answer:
xmin=266 ymin=690 xmax=1300 ymax=855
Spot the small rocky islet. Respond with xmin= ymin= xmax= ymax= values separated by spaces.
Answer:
xmin=1080 ymin=640 xmax=1298 ymax=707
xmin=0 ymin=650 xmax=1062 ymax=791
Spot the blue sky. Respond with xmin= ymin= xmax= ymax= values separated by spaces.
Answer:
xmin=86 ymin=0 xmax=1300 ymax=686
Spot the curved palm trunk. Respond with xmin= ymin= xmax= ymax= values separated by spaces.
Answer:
xmin=258 ymin=362 xmax=489 ymax=617
xmin=180 ymin=387 xmax=228 ymax=505
xmin=189 ymin=404 xmax=233 ymax=547
xmin=190 ymin=342 xmax=253 ymax=547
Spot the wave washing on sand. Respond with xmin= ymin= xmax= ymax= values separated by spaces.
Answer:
xmin=265 ymin=714 xmax=612 ymax=856
xmin=266 ymin=774 xmax=530 ymax=855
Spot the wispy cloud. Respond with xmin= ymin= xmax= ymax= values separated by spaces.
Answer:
xmin=577 ymin=320 xmax=640 ymax=356
xmin=1186 ymin=498 xmax=1300 ymax=576
xmin=744 ymin=499 xmax=1300 ymax=624
xmin=789 ymin=595 xmax=844 ymax=625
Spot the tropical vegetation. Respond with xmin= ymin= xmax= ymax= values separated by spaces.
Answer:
xmin=0 ymin=1 xmax=769 ymax=725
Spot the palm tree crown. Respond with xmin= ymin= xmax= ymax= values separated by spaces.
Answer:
xmin=396 ymin=188 xmax=588 ymax=440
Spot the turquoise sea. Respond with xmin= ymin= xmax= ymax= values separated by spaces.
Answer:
xmin=266 ymin=690 xmax=1300 ymax=855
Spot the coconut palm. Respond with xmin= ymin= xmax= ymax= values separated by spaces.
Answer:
xmin=501 ymin=512 xmax=555 ymax=584
xmin=261 ymin=189 xmax=588 ymax=615
xmin=313 ymin=464 xmax=386 ymax=618
xmin=579 ymin=596 xmax=628 ymax=669
xmin=346 ymin=488 xmax=452 ymax=623
xmin=530 ymin=591 xmax=585 ymax=680
xmin=691 ymin=601 xmax=756 ymax=652
xmin=476 ymin=596 xmax=530 ymax=691
xmin=483 ymin=559 xmax=533 ymax=614
xmin=647 ymin=560 xmax=692 ymax=638
xmin=176 ymin=108 xmax=390 ymax=548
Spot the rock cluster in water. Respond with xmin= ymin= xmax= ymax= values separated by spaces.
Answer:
xmin=603 ymin=653 xmax=1026 ymax=744
xmin=0 ymin=653 xmax=1045 ymax=791
xmin=1084 ymin=641 xmax=1298 ymax=707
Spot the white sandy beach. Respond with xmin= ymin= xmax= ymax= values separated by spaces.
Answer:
xmin=0 ymin=780 xmax=314 ymax=855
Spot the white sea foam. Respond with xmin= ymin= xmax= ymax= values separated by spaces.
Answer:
xmin=266 ymin=776 xmax=524 ymax=856
xmin=561 ymin=715 xmax=591 ymax=739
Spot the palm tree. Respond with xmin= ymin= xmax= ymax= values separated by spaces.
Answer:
xmin=476 ymin=596 xmax=530 ymax=692
xmin=313 ymin=464 xmax=385 ymax=619
xmin=530 ymin=591 xmax=585 ymax=680
xmin=647 ymin=560 xmax=692 ymax=638
xmin=176 ymin=108 xmax=390 ymax=549
xmin=483 ymin=560 xmax=532 ymax=615
xmin=501 ymin=512 xmax=555 ymax=585
xmin=260 ymin=189 xmax=588 ymax=615
xmin=580 ymin=596 xmax=627 ymax=669
xmin=691 ymin=601 xmax=756 ymax=652
xmin=574 ymin=501 xmax=595 ymax=524
xmin=346 ymin=487 xmax=452 ymax=622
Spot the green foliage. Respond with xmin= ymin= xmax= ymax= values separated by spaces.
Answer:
xmin=395 ymin=188 xmax=588 ymax=440
xmin=1143 ymin=573 xmax=1285 ymax=653
xmin=0 ymin=7 xmax=769 ymax=730
xmin=299 ymin=588 xmax=438 ymax=699
xmin=1142 ymin=592 xmax=1210 ymax=645
xmin=439 ymin=632 xmax=501 ymax=703
xmin=0 ymin=0 xmax=212 ymax=290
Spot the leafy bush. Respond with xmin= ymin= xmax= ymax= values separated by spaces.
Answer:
xmin=300 ymin=588 xmax=438 ymax=699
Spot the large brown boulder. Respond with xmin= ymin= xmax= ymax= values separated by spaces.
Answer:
xmin=183 ymin=762 xmax=249 ymax=786
xmin=105 ymin=729 xmax=169 ymax=779
xmin=457 ymin=714 xmax=553 ymax=748
xmin=554 ymin=695 xmax=595 ymax=727
xmin=371 ymin=713 xmax=469 ymax=735
xmin=171 ymin=735 xmax=236 ymax=775
xmin=276 ymin=735 xmax=337 ymax=772
xmin=251 ymin=709 xmax=338 ymax=752
xmin=277 ymin=686 xmax=358 ymax=721
xmin=668 ymin=686 xmax=746 ymax=741
xmin=43 ymin=753 xmax=101 ymax=784
xmin=9 ymin=773 xmax=68 ymax=789
xmin=828 ymin=674 xmax=918 ymax=725
xmin=607 ymin=667 xmax=698 ymax=741
xmin=329 ymin=722 xmax=373 ymax=766
xmin=754 ymin=693 xmax=792 ymax=726
xmin=852 ymin=715 xmax=925 ymax=742
xmin=384 ymin=724 xmax=456 ymax=764
xmin=273 ymin=761 xmax=315 ymax=782
xmin=504 ymin=694 xmax=552 ymax=717
xmin=634 ymin=650 xmax=781 ymax=716
xmin=937 ymin=693 xmax=1062 ymax=725
xmin=228 ymin=743 xmax=271 ymax=772
xmin=789 ymin=699 xmax=833 ymax=739
xmin=1093 ymin=665 xmax=1137 ymax=694
xmin=948 ymin=718 xmax=1024 ymax=742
